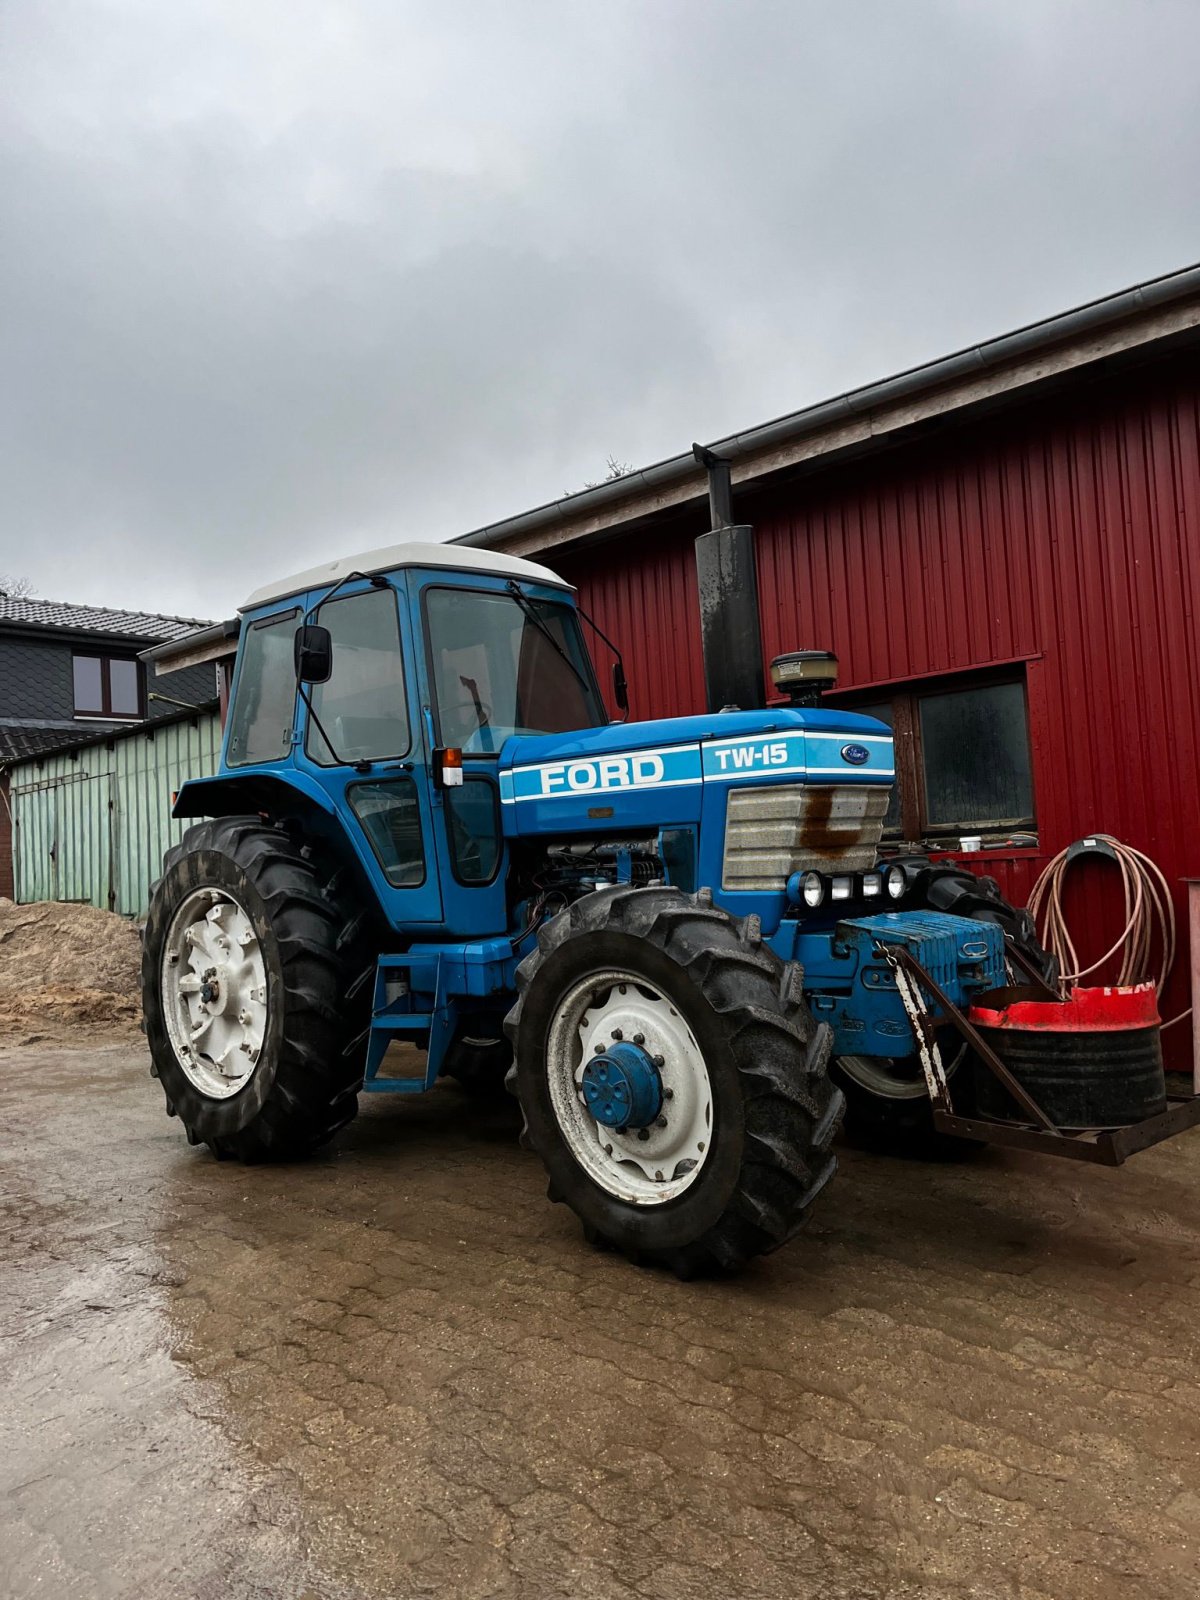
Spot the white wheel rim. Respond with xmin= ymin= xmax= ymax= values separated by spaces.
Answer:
xmin=545 ymin=968 xmax=713 ymax=1206
xmin=161 ymin=887 xmax=269 ymax=1099
xmin=839 ymin=1044 xmax=967 ymax=1101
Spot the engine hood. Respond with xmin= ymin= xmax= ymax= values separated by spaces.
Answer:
xmin=497 ymin=706 xmax=893 ymax=838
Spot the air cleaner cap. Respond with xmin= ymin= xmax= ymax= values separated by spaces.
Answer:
xmin=770 ymin=650 xmax=839 ymax=696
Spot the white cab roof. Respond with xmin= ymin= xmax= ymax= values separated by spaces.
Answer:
xmin=240 ymin=541 xmax=572 ymax=612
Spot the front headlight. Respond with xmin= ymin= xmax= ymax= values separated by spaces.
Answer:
xmin=801 ymin=871 xmax=825 ymax=908
xmin=830 ymin=876 xmax=852 ymax=902
xmin=885 ymin=864 xmax=907 ymax=900
xmin=861 ymin=873 xmax=881 ymax=898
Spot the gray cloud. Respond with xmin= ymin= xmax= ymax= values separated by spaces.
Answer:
xmin=1 ymin=0 xmax=1198 ymax=619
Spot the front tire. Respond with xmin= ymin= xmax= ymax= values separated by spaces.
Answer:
xmin=441 ymin=1031 xmax=513 ymax=1099
xmin=142 ymin=817 xmax=373 ymax=1160
xmin=505 ymin=886 xmax=843 ymax=1277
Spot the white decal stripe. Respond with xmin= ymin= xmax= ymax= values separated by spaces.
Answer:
xmin=501 ymin=774 xmax=701 ymax=804
xmin=704 ymin=761 xmax=807 ymax=783
xmin=807 ymin=766 xmax=896 ymax=778
xmin=513 ymin=740 xmax=701 ymax=768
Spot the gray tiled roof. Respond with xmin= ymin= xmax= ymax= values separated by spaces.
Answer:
xmin=0 ymin=594 xmax=210 ymax=641
xmin=0 ymin=722 xmax=93 ymax=761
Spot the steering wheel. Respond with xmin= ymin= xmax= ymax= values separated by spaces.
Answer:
xmin=439 ymin=698 xmax=495 ymax=743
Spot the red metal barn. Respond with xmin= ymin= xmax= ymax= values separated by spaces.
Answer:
xmin=458 ymin=265 xmax=1200 ymax=1067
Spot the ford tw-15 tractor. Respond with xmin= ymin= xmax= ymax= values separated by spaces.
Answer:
xmin=141 ymin=542 xmax=1068 ymax=1276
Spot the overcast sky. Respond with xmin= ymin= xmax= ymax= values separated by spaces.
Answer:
xmin=2 ymin=1 xmax=1198 ymax=621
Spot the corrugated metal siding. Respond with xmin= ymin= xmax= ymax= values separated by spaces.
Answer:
xmin=562 ymin=527 xmax=707 ymax=721
xmin=9 ymin=711 xmax=221 ymax=918
xmin=556 ymin=355 xmax=1200 ymax=1065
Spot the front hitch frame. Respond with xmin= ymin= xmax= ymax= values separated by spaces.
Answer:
xmin=878 ymin=943 xmax=1200 ymax=1167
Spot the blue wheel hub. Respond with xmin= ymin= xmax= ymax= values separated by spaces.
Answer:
xmin=581 ymin=1041 xmax=663 ymax=1129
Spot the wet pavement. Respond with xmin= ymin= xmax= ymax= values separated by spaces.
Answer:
xmin=4 ymin=1041 xmax=1200 ymax=1599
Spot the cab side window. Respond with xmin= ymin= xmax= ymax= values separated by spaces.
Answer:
xmin=226 ymin=609 xmax=300 ymax=767
xmin=305 ymin=587 xmax=410 ymax=766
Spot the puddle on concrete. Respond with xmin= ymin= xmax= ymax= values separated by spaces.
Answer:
xmin=5 ymin=1042 xmax=1200 ymax=1599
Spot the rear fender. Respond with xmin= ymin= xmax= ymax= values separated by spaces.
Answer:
xmin=173 ymin=771 xmax=338 ymax=823
xmin=171 ymin=772 xmax=387 ymax=926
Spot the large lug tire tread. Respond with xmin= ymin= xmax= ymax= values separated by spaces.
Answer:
xmin=142 ymin=816 xmax=374 ymax=1161
xmin=896 ymin=859 xmax=1058 ymax=985
xmin=835 ymin=860 xmax=1055 ymax=1157
xmin=441 ymin=1032 xmax=513 ymax=1100
xmin=832 ymin=1064 xmax=982 ymax=1161
xmin=504 ymin=886 xmax=843 ymax=1278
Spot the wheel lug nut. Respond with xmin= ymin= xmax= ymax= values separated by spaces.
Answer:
xmin=637 ymin=1127 xmax=650 ymax=1142
xmin=604 ymin=1144 xmax=613 ymax=1155
xmin=653 ymin=1055 xmax=664 ymax=1068
xmin=633 ymin=1033 xmax=645 ymax=1045
xmin=611 ymin=1028 xmax=623 ymax=1040
xmin=663 ymin=1087 xmax=674 ymax=1100
xmin=594 ymin=1043 xmax=606 ymax=1054
xmin=656 ymin=1116 xmax=668 ymax=1128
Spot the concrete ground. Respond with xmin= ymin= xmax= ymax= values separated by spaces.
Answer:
xmin=3 ymin=1043 xmax=1200 ymax=1600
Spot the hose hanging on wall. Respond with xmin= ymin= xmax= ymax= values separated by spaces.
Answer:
xmin=1026 ymin=835 xmax=1190 ymax=1030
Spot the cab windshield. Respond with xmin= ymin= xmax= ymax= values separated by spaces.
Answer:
xmin=426 ymin=586 xmax=606 ymax=751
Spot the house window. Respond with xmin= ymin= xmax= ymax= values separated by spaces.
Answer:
xmin=72 ymin=654 xmax=143 ymax=720
xmin=846 ymin=670 xmax=1035 ymax=845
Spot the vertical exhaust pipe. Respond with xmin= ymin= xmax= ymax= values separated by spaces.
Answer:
xmin=692 ymin=444 xmax=764 ymax=713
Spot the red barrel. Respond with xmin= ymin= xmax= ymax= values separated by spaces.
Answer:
xmin=969 ymin=983 xmax=1166 ymax=1128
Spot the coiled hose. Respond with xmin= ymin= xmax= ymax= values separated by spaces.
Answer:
xmin=1026 ymin=835 xmax=1190 ymax=1030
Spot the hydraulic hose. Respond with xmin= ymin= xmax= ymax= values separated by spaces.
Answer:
xmin=1026 ymin=835 xmax=1191 ymax=1031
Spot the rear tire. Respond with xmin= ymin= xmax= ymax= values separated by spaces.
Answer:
xmin=505 ymin=886 xmax=843 ymax=1277
xmin=142 ymin=817 xmax=374 ymax=1161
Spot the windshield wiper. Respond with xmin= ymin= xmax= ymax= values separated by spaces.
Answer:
xmin=505 ymin=580 xmax=592 ymax=695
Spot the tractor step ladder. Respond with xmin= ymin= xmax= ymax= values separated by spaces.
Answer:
xmin=362 ymin=957 xmax=455 ymax=1093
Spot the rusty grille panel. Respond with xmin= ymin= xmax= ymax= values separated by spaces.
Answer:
xmin=722 ymin=783 xmax=890 ymax=891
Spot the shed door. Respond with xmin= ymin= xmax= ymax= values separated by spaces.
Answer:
xmin=13 ymin=782 xmax=58 ymax=902
xmin=13 ymin=772 xmax=114 ymax=910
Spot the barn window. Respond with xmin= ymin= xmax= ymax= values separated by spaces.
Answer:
xmin=72 ymin=654 xmax=143 ymax=720
xmin=845 ymin=670 xmax=1035 ymax=846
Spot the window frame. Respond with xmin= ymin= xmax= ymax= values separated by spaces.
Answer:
xmin=72 ymin=652 xmax=145 ymax=721
xmin=444 ymin=771 xmax=504 ymax=887
xmin=420 ymin=581 xmax=607 ymax=755
xmin=346 ymin=777 xmax=427 ymax=888
xmin=303 ymin=584 xmax=412 ymax=768
xmin=836 ymin=666 xmax=1036 ymax=845
xmin=224 ymin=607 xmax=301 ymax=769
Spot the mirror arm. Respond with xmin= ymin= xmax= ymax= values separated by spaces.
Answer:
xmin=575 ymin=603 xmax=628 ymax=714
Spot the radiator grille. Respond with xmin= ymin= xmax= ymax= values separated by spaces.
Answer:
xmin=722 ymin=783 xmax=890 ymax=891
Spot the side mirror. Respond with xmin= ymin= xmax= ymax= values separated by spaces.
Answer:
xmin=612 ymin=660 xmax=629 ymax=713
xmin=294 ymin=624 xmax=333 ymax=685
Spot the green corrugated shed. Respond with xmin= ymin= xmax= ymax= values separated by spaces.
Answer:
xmin=7 ymin=707 xmax=221 ymax=918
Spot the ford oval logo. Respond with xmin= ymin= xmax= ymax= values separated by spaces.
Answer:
xmin=841 ymin=743 xmax=870 ymax=766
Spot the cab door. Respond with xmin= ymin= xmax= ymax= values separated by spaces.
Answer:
xmin=292 ymin=575 xmax=443 ymax=928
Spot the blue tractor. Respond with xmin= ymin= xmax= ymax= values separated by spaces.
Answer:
xmin=142 ymin=542 xmax=1050 ymax=1275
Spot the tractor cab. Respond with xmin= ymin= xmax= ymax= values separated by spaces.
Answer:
xmin=178 ymin=543 xmax=613 ymax=938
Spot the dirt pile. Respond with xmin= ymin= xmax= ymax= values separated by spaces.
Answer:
xmin=0 ymin=898 xmax=142 ymax=1041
